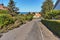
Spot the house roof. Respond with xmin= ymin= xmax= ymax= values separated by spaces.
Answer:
xmin=54 ymin=0 xmax=60 ymax=9
xmin=0 ymin=4 xmax=9 ymax=10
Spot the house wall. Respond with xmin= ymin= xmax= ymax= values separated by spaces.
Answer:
xmin=0 ymin=5 xmax=4 ymax=10
xmin=0 ymin=4 xmax=8 ymax=10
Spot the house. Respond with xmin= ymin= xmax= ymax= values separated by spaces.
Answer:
xmin=54 ymin=0 xmax=60 ymax=10
xmin=0 ymin=4 xmax=8 ymax=10
xmin=33 ymin=12 xmax=41 ymax=18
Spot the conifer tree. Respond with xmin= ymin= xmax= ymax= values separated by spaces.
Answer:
xmin=8 ymin=0 xmax=19 ymax=16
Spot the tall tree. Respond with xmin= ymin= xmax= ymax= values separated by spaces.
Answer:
xmin=41 ymin=0 xmax=53 ymax=18
xmin=8 ymin=0 xmax=19 ymax=16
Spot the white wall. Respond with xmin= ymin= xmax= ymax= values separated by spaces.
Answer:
xmin=55 ymin=1 xmax=60 ymax=10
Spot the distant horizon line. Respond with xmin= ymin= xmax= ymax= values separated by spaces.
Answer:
xmin=20 ymin=11 xmax=40 ymax=12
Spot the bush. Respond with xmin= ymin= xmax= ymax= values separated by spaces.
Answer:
xmin=0 ymin=10 xmax=9 ymax=14
xmin=55 ymin=15 xmax=60 ymax=19
xmin=16 ymin=14 xmax=33 ymax=24
xmin=15 ymin=15 xmax=27 ymax=24
xmin=50 ymin=10 xmax=60 ymax=19
xmin=0 ymin=13 xmax=33 ymax=33
xmin=0 ymin=14 xmax=15 ymax=29
xmin=41 ymin=19 xmax=60 ymax=37
xmin=26 ymin=15 xmax=33 ymax=21
xmin=44 ymin=10 xmax=60 ymax=19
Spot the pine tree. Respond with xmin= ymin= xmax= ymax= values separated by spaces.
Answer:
xmin=41 ymin=0 xmax=53 ymax=18
xmin=8 ymin=0 xmax=19 ymax=16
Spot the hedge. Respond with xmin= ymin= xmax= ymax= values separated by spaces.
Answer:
xmin=41 ymin=19 xmax=60 ymax=37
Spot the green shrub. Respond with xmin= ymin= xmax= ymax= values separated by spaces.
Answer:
xmin=26 ymin=15 xmax=33 ymax=21
xmin=16 ymin=14 xmax=33 ymax=24
xmin=44 ymin=10 xmax=60 ymax=19
xmin=0 ymin=13 xmax=33 ymax=33
xmin=15 ymin=15 xmax=27 ymax=24
xmin=41 ymin=19 xmax=60 ymax=37
xmin=0 ymin=14 xmax=15 ymax=28
xmin=55 ymin=15 xmax=60 ymax=19
xmin=49 ymin=10 xmax=60 ymax=19
xmin=0 ymin=10 xmax=9 ymax=14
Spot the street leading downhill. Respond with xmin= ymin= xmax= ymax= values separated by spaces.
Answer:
xmin=0 ymin=19 xmax=59 ymax=40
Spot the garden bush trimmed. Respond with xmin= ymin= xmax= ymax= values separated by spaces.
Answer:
xmin=41 ymin=19 xmax=60 ymax=37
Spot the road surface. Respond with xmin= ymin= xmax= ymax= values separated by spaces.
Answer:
xmin=0 ymin=19 xmax=59 ymax=40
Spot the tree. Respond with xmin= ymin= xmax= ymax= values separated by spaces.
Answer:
xmin=41 ymin=0 xmax=53 ymax=18
xmin=8 ymin=0 xmax=19 ymax=16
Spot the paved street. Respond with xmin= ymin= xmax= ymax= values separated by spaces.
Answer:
xmin=0 ymin=19 xmax=59 ymax=40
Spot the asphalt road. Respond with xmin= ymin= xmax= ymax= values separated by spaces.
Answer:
xmin=0 ymin=19 xmax=41 ymax=40
xmin=0 ymin=19 xmax=59 ymax=40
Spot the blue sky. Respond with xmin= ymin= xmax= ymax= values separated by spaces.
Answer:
xmin=0 ymin=0 xmax=57 ymax=12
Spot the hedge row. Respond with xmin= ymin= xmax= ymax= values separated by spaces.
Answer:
xmin=41 ymin=19 xmax=60 ymax=37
